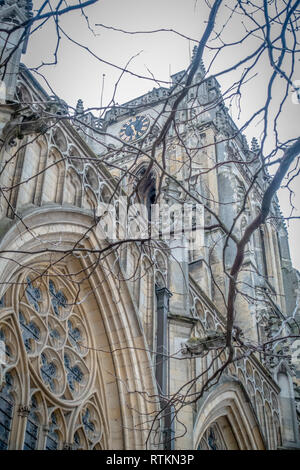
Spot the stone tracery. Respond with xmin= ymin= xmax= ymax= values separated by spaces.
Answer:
xmin=0 ymin=268 xmax=106 ymax=449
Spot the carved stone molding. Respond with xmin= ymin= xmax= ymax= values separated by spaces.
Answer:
xmin=62 ymin=442 xmax=73 ymax=450
xmin=18 ymin=404 xmax=30 ymax=417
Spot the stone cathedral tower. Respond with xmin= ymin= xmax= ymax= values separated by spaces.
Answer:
xmin=0 ymin=1 xmax=299 ymax=450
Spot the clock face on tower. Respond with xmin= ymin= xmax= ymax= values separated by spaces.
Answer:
xmin=119 ymin=115 xmax=150 ymax=142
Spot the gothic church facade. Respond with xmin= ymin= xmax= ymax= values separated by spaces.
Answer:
xmin=0 ymin=1 xmax=299 ymax=450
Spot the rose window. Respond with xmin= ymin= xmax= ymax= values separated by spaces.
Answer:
xmin=17 ymin=276 xmax=91 ymax=401
xmin=0 ymin=267 xmax=106 ymax=449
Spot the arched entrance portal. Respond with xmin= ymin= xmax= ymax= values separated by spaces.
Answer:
xmin=194 ymin=378 xmax=265 ymax=450
xmin=197 ymin=417 xmax=238 ymax=450
xmin=0 ymin=207 xmax=159 ymax=450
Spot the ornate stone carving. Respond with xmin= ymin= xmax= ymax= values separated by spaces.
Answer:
xmin=18 ymin=404 xmax=30 ymax=417
xmin=182 ymin=330 xmax=226 ymax=356
xmin=62 ymin=442 xmax=73 ymax=450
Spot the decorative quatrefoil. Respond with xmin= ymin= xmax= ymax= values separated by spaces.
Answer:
xmin=82 ymin=408 xmax=95 ymax=435
xmin=49 ymin=281 xmax=66 ymax=317
xmin=40 ymin=353 xmax=57 ymax=392
xmin=64 ymin=353 xmax=83 ymax=392
xmin=19 ymin=312 xmax=40 ymax=353
xmin=25 ymin=277 xmax=41 ymax=312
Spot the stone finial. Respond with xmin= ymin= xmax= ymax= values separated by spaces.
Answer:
xmin=75 ymin=99 xmax=84 ymax=115
xmin=241 ymin=134 xmax=252 ymax=160
xmin=192 ymin=45 xmax=198 ymax=62
xmin=191 ymin=45 xmax=206 ymax=74
xmin=251 ymin=137 xmax=260 ymax=153
xmin=199 ymin=59 xmax=206 ymax=75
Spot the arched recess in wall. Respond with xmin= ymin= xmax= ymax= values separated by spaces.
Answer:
xmin=265 ymin=402 xmax=276 ymax=449
xmin=0 ymin=132 xmax=48 ymax=219
xmin=0 ymin=207 xmax=159 ymax=450
xmin=275 ymin=362 xmax=299 ymax=447
xmin=6 ymin=134 xmax=49 ymax=214
xmin=194 ymin=379 xmax=265 ymax=450
xmin=64 ymin=168 xmax=82 ymax=207
xmin=189 ymin=319 xmax=207 ymax=395
xmin=85 ymin=166 xmax=99 ymax=193
xmin=133 ymin=164 xmax=157 ymax=221
xmin=51 ymin=128 xmax=68 ymax=154
xmin=69 ymin=146 xmax=84 ymax=172
xmin=139 ymin=255 xmax=155 ymax=350
xmin=82 ymin=187 xmax=97 ymax=212
xmin=261 ymin=222 xmax=277 ymax=291
xmin=42 ymin=147 xmax=65 ymax=204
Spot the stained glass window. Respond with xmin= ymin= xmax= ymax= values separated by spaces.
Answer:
xmin=0 ymin=373 xmax=14 ymax=450
xmin=41 ymin=353 xmax=57 ymax=391
xmin=68 ymin=320 xmax=81 ymax=349
xmin=46 ymin=413 xmax=59 ymax=450
xmin=19 ymin=312 xmax=40 ymax=352
xmin=24 ymin=396 xmax=39 ymax=450
xmin=0 ymin=330 xmax=11 ymax=365
xmin=73 ymin=431 xmax=81 ymax=450
xmin=49 ymin=281 xmax=66 ymax=316
xmin=82 ymin=408 xmax=95 ymax=435
xmin=0 ymin=269 xmax=102 ymax=450
xmin=197 ymin=424 xmax=226 ymax=450
xmin=64 ymin=354 xmax=83 ymax=392
xmin=50 ymin=328 xmax=60 ymax=341
xmin=208 ymin=427 xmax=217 ymax=450
xmin=25 ymin=277 xmax=41 ymax=312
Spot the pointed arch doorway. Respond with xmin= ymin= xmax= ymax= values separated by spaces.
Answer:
xmin=194 ymin=379 xmax=265 ymax=450
xmin=0 ymin=207 xmax=159 ymax=450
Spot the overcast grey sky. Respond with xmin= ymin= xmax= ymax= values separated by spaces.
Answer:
xmin=23 ymin=0 xmax=300 ymax=269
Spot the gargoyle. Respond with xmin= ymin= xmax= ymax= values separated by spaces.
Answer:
xmin=0 ymin=110 xmax=48 ymax=148
xmin=182 ymin=330 xmax=226 ymax=356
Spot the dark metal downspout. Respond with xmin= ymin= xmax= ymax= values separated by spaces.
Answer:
xmin=155 ymin=285 xmax=174 ymax=449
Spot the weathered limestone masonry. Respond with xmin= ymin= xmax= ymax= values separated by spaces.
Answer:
xmin=0 ymin=0 xmax=299 ymax=450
